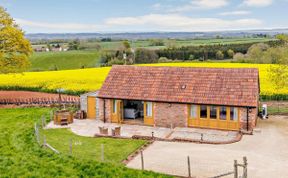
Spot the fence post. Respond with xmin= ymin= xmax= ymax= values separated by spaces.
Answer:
xmin=34 ymin=123 xmax=40 ymax=145
xmin=69 ymin=138 xmax=72 ymax=155
xmin=41 ymin=115 xmax=46 ymax=128
xmin=243 ymin=157 xmax=248 ymax=178
xmin=43 ymin=135 xmax=46 ymax=146
xmin=141 ymin=151 xmax=144 ymax=170
xmin=101 ymin=144 xmax=104 ymax=161
xmin=234 ymin=160 xmax=238 ymax=178
xmin=50 ymin=111 xmax=53 ymax=122
xmin=187 ymin=156 xmax=191 ymax=178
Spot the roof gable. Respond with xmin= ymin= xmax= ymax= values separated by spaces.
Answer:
xmin=98 ymin=65 xmax=259 ymax=107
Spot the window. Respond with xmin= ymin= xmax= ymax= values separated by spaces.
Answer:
xmin=220 ymin=106 xmax=227 ymax=120
xmin=230 ymin=107 xmax=238 ymax=121
xmin=190 ymin=105 xmax=198 ymax=119
xmin=210 ymin=106 xmax=217 ymax=119
xmin=200 ymin=105 xmax=208 ymax=119
xmin=146 ymin=102 xmax=153 ymax=117
xmin=113 ymin=100 xmax=117 ymax=113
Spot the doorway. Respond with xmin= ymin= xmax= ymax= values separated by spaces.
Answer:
xmin=122 ymin=100 xmax=144 ymax=125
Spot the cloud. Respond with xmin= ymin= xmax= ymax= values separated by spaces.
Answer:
xmin=219 ymin=10 xmax=251 ymax=16
xmin=14 ymin=18 xmax=100 ymax=32
xmin=104 ymin=14 xmax=263 ymax=31
xmin=151 ymin=3 xmax=162 ymax=10
xmin=168 ymin=0 xmax=229 ymax=13
xmin=15 ymin=14 xmax=263 ymax=33
xmin=242 ymin=0 xmax=273 ymax=7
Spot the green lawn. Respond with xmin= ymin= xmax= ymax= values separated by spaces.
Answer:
xmin=30 ymin=50 xmax=100 ymax=71
xmin=42 ymin=128 xmax=146 ymax=163
xmin=0 ymin=108 xmax=170 ymax=177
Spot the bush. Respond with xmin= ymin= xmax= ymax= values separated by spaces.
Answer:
xmin=158 ymin=57 xmax=172 ymax=63
xmin=227 ymin=49 xmax=234 ymax=58
xmin=107 ymin=58 xmax=125 ymax=65
xmin=216 ymin=50 xmax=224 ymax=60
xmin=189 ymin=54 xmax=195 ymax=60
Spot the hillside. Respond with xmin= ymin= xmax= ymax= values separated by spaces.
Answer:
xmin=29 ymin=50 xmax=100 ymax=71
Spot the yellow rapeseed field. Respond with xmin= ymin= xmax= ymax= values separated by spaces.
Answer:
xmin=0 ymin=63 xmax=287 ymax=98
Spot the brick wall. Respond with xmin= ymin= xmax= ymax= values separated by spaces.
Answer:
xmin=239 ymin=107 xmax=258 ymax=131
xmin=98 ymin=98 xmax=112 ymax=122
xmin=154 ymin=102 xmax=187 ymax=128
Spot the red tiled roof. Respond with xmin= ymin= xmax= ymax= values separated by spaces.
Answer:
xmin=98 ymin=65 xmax=259 ymax=107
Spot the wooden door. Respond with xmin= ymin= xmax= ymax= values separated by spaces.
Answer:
xmin=144 ymin=102 xmax=154 ymax=126
xmin=227 ymin=107 xmax=240 ymax=130
xmin=111 ymin=99 xmax=123 ymax=123
xmin=87 ymin=96 xmax=96 ymax=119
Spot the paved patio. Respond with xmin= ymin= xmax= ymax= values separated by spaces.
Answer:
xmin=45 ymin=119 xmax=239 ymax=143
xmin=127 ymin=116 xmax=288 ymax=178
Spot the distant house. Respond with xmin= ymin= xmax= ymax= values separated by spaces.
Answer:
xmin=81 ymin=66 xmax=259 ymax=132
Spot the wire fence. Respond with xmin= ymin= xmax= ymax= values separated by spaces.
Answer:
xmin=35 ymin=112 xmax=251 ymax=178
xmin=34 ymin=114 xmax=122 ymax=164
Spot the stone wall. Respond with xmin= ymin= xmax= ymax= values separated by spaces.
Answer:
xmin=154 ymin=102 xmax=187 ymax=128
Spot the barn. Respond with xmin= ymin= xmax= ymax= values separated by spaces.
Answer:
xmin=81 ymin=65 xmax=260 ymax=132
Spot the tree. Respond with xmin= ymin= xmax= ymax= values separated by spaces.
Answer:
xmin=227 ymin=49 xmax=234 ymax=58
xmin=216 ymin=50 xmax=224 ymax=60
xmin=247 ymin=43 xmax=269 ymax=63
xmin=68 ymin=39 xmax=80 ymax=50
xmin=122 ymin=40 xmax=131 ymax=49
xmin=135 ymin=48 xmax=158 ymax=64
xmin=233 ymin=52 xmax=245 ymax=61
xmin=0 ymin=7 xmax=32 ymax=73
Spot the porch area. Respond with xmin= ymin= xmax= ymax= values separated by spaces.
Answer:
xmin=45 ymin=119 xmax=240 ymax=143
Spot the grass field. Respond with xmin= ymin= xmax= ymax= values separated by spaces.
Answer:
xmin=29 ymin=50 xmax=100 ymax=71
xmin=0 ymin=107 xmax=169 ymax=177
xmin=94 ymin=38 xmax=275 ymax=50
xmin=42 ymin=128 xmax=146 ymax=163
xmin=0 ymin=63 xmax=287 ymax=99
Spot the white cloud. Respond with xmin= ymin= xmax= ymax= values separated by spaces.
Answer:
xmin=151 ymin=3 xmax=162 ymax=10
xmin=242 ymin=0 xmax=273 ymax=7
xmin=15 ymin=14 xmax=264 ymax=33
xmin=105 ymin=14 xmax=262 ymax=31
xmin=219 ymin=10 xmax=251 ymax=16
xmin=168 ymin=0 xmax=229 ymax=13
xmin=14 ymin=18 xmax=100 ymax=32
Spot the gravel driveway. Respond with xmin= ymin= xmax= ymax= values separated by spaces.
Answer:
xmin=127 ymin=116 xmax=288 ymax=178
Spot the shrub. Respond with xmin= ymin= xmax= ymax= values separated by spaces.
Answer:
xmin=216 ymin=50 xmax=224 ymax=60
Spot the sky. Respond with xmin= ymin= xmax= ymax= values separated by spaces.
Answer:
xmin=0 ymin=0 xmax=288 ymax=33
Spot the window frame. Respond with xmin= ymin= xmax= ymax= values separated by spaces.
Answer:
xmin=112 ymin=99 xmax=117 ymax=113
xmin=146 ymin=102 xmax=153 ymax=117
xmin=219 ymin=106 xmax=227 ymax=120
xmin=230 ymin=107 xmax=238 ymax=121
xmin=209 ymin=105 xmax=217 ymax=120
xmin=200 ymin=105 xmax=208 ymax=119
xmin=190 ymin=105 xmax=198 ymax=119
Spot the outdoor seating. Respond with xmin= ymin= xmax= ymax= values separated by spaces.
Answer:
xmin=99 ymin=126 xmax=108 ymax=135
xmin=112 ymin=127 xmax=121 ymax=136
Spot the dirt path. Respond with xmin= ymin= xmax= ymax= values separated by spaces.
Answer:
xmin=127 ymin=116 xmax=288 ymax=178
